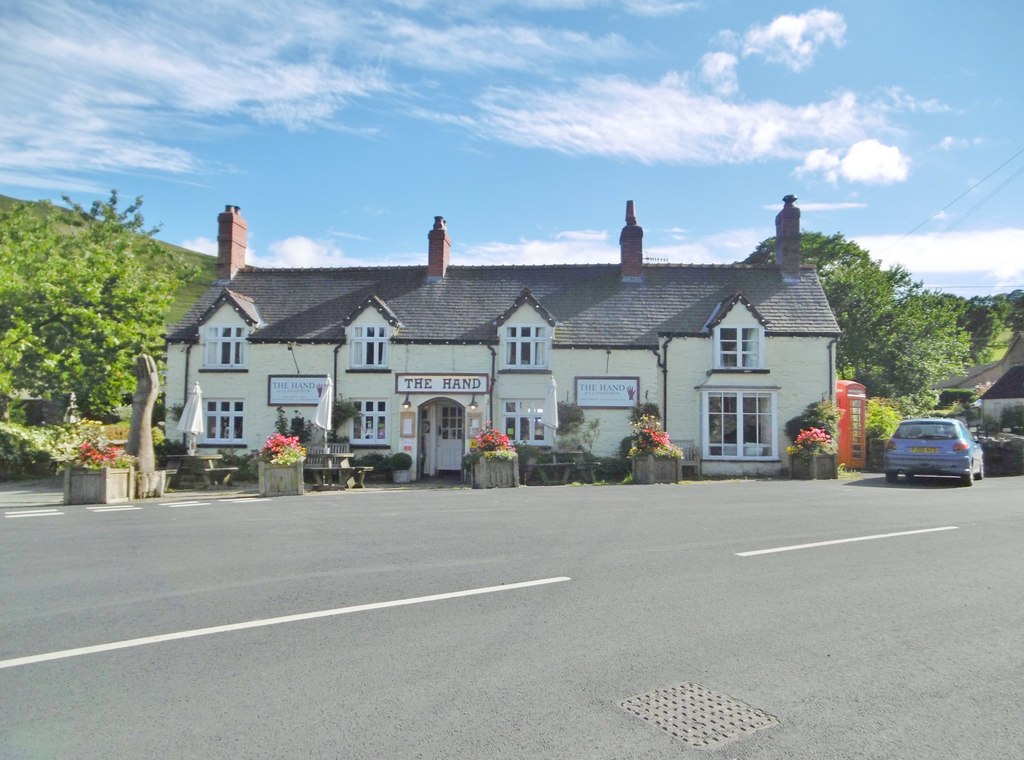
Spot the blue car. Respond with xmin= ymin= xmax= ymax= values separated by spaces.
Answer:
xmin=884 ymin=418 xmax=984 ymax=486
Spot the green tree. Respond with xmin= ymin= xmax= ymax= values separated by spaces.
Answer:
xmin=744 ymin=232 xmax=970 ymax=401
xmin=957 ymin=295 xmax=1010 ymax=363
xmin=0 ymin=192 xmax=192 ymax=418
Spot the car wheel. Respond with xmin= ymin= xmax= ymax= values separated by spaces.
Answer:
xmin=960 ymin=473 xmax=974 ymax=487
xmin=975 ymin=460 xmax=984 ymax=481
xmin=885 ymin=471 xmax=898 ymax=483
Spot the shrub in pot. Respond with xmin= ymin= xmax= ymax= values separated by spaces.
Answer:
xmin=389 ymin=452 xmax=413 ymax=483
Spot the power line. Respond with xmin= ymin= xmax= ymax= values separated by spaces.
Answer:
xmin=880 ymin=146 xmax=1024 ymax=254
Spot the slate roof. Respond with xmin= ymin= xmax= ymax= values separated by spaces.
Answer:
xmin=982 ymin=364 xmax=1024 ymax=400
xmin=167 ymin=262 xmax=840 ymax=347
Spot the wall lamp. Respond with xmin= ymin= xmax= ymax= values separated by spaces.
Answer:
xmin=468 ymin=394 xmax=478 ymax=410
xmin=402 ymin=394 xmax=412 ymax=410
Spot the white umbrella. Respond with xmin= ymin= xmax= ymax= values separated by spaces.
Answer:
xmin=313 ymin=374 xmax=334 ymax=443
xmin=176 ymin=381 xmax=204 ymax=454
xmin=541 ymin=376 xmax=559 ymax=431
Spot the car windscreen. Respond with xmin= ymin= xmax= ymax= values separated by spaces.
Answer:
xmin=893 ymin=423 xmax=958 ymax=440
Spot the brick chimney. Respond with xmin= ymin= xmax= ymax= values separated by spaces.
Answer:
xmin=775 ymin=194 xmax=801 ymax=282
xmin=619 ymin=200 xmax=643 ymax=283
xmin=427 ymin=215 xmax=451 ymax=282
xmin=217 ymin=205 xmax=247 ymax=281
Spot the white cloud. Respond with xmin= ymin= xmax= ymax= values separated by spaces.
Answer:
xmin=699 ymin=52 xmax=739 ymax=97
xmin=855 ymin=228 xmax=1024 ymax=293
xmin=181 ymin=236 xmax=217 ymax=256
xmin=742 ymin=9 xmax=846 ymax=71
xmin=469 ymin=75 xmax=888 ymax=167
xmin=798 ymin=139 xmax=910 ymax=185
xmin=248 ymin=236 xmax=355 ymax=268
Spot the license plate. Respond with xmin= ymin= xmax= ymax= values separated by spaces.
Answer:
xmin=910 ymin=447 xmax=939 ymax=453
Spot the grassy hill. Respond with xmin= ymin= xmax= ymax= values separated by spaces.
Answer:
xmin=0 ymin=194 xmax=218 ymax=327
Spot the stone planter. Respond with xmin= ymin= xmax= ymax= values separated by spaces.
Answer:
xmin=258 ymin=460 xmax=305 ymax=497
xmin=63 ymin=467 xmax=135 ymax=505
xmin=468 ymin=455 xmax=519 ymax=489
xmin=392 ymin=469 xmax=412 ymax=484
xmin=790 ymin=452 xmax=838 ymax=480
xmin=632 ymin=455 xmax=682 ymax=484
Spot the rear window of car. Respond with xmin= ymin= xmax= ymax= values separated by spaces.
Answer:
xmin=894 ymin=422 xmax=959 ymax=440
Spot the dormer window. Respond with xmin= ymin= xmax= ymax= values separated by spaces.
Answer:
xmin=204 ymin=326 xmax=247 ymax=368
xmin=715 ymin=326 xmax=762 ymax=369
xmin=351 ymin=325 xmax=389 ymax=368
xmin=504 ymin=326 xmax=548 ymax=368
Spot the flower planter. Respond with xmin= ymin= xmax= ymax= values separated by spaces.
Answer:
xmin=258 ymin=460 xmax=305 ymax=497
xmin=64 ymin=466 xmax=135 ymax=505
xmin=790 ymin=453 xmax=838 ymax=480
xmin=392 ymin=469 xmax=412 ymax=484
xmin=632 ymin=455 xmax=682 ymax=484
xmin=469 ymin=455 xmax=519 ymax=489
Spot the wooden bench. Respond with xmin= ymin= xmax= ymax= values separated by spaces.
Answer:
xmin=678 ymin=440 xmax=702 ymax=479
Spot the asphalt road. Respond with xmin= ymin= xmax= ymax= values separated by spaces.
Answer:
xmin=2 ymin=475 xmax=1022 ymax=759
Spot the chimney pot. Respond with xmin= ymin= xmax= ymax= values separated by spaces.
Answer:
xmin=217 ymin=205 xmax=247 ymax=281
xmin=427 ymin=215 xmax=451 ymax=282
xmin=775 ymin=194 xmax=801 ymax=282
xmin=619 ymin=200 xmax=643 ymax=282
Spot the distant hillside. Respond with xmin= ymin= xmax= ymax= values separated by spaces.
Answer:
xmin=0 ymin=194 xmax=217 ymax=327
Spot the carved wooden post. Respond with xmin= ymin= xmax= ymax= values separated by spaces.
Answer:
xmin=127 ymin=354 xmax=163 ymax=496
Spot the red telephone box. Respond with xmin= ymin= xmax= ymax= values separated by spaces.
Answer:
xmin=836 ymin=380 xmax=867 ymax=469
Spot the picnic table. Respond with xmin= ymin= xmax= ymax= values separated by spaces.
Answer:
xmin=532 ymin=451 xmax=596 ymax=485
xmin=167 ymin=454 xmax=238 ymax=489
xmin=304 ymin=445 xmax=373 ymax=490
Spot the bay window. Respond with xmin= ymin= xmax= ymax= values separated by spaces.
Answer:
xmin=704 ymin=390 xmax=775 ymax=458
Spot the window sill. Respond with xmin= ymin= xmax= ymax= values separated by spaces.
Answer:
xmin=345 ymin=368 xmax=393 ymax=374
xmin=498 ymin=368 xmax=551 ymax=374
xmin=196 ymin=442 xmax=245 ymax=448
xmin=703 ymin=457 xmax=780 ymax=462
xmin=199 ymin=367 xmax=249 ymax=373
xmin=706 ymin=368 xmax=769 ymax=375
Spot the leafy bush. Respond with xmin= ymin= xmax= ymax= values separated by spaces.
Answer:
xmin=1000 ymin=405 xmax=1024 ymax=431
xmin=388 ymin=452 xmax=413 ymax=471
xmin=938 ymin=388 xmax=976 ymax=408
xmin=865 ymin=398 xmax=902 ymax=440
xmin=629 ymin=402 xmax=660 ymax=425
xmin=785 ymin=400 xmax=841 ymax=443
xmin=353 ymin=452 xmax=392 ymax=480
xmin=556 ymin=402 xmax=585 ymax=433
xmin=593 ymin=455 xmax=631 ymax=483
xmin=0 ymin=422 xmax=52 ymax=479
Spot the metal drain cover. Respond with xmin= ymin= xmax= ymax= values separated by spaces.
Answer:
xmin=620 ymin=682 xmax=778 ymax=749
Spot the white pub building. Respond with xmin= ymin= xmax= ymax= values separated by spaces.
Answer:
xmin=166 ymin=196 xmax=840 ymax=479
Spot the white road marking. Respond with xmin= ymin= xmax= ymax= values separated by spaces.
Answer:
xmin=0 ymin=576 xmax=571 ymax=670
xmin=736 ymin=526 xmax=959 ymax=557
xmin=217 ymin=498 xmax=262 ymax=503
xmin=163 ymin=501 xmax=210 ymax=507
xmin=5 ymin=509 xmax=63 ymax=518
xmin=86 ymin=506 xmax=142 ymax=512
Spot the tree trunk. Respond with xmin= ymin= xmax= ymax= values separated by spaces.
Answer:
xmin=126 ymin=353 xmax=158 ymax=474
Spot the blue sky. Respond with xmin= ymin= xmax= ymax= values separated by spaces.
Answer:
xmin=2 ymin=1 xmax=1022 ymax=295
